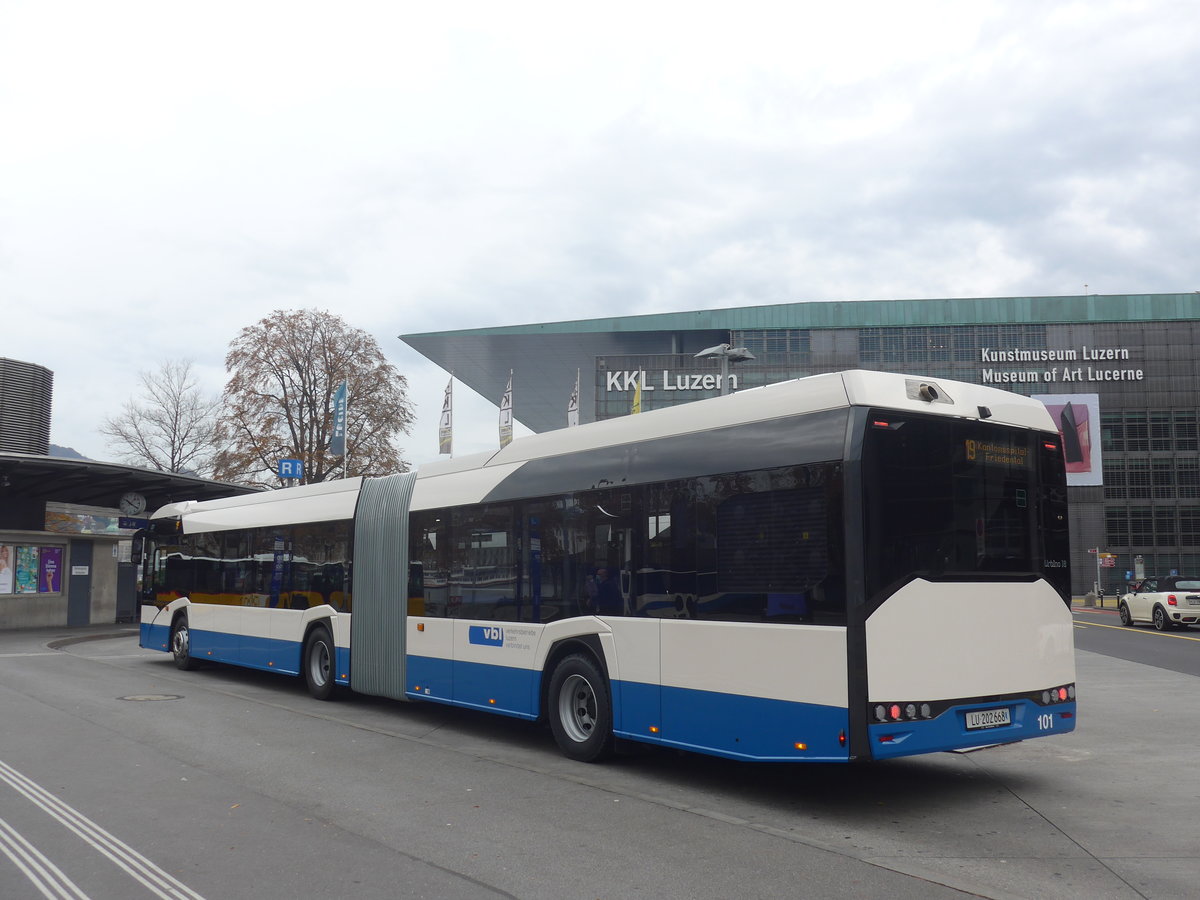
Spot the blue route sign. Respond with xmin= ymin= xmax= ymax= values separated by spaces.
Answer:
xmin=278 ymin=458 xmax=304 ymax=480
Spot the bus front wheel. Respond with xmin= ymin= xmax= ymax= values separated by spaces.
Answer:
xmin=548 ymin=653 xmax=614 ymax=763
xmin=304 ymin=625 xmax=336 ymax=701
xmin=170 ymin=616 xmax=199 ymax=671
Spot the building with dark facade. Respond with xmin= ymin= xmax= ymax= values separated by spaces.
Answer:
xmin=402 ymin=292 xmax=1200 ymax=597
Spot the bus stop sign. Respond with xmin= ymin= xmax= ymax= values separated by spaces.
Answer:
xmin=278 ymin=458 xmax=304 ymax=479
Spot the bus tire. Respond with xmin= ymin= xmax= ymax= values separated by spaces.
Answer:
xmin=170 ymin=615 xmax=199 ymax=671
xmin=548 ymin=653 xmax=614 ymax=763
xmin=304 ymin=624 xmax=336 ymax=701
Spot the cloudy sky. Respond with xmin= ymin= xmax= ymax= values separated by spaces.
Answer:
xmin=3 ymin=0 xmax=1197 ymax=468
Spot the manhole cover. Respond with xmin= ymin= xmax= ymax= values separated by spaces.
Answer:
xmin=119 ymin=694 xmax=183 ymax=702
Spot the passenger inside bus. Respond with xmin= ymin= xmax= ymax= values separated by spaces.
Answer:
xmin=591 ymin=567 xmax=623 ymax=616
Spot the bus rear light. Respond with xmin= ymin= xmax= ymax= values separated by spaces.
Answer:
xmin=877 ymin=702 xmax=935 ymax=722
xmin=1039 ymin=684 xmax=1076 ymax=705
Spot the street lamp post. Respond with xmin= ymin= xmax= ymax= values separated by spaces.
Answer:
xmin=693 ymin=343 xmax=756 ymax=395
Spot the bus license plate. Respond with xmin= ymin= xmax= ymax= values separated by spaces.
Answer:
xmin=965 ymin=708 xmax=1011 ymax=730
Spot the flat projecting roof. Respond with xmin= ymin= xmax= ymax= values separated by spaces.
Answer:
xmin=400 ymin=292 xmax=1199 ymax=435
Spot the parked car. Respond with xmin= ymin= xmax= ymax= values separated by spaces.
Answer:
xmin=1118 ymin=576 xmax=1200 ymax=630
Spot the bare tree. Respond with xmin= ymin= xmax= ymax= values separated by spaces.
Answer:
xmin=212 ymin=309 xmax=413 ymax=486
xmin=100 ymin=359 xmax=220 ymax=475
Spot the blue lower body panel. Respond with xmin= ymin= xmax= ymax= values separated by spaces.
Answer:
xmin=140 ymin=621 xmax=169 ymax=652
xmin=868 ymin=698 xmax=1077 ymax=760
xmin=139 ymin=621 xmax=309 ymax=678
xmin=405 ymin=655 xmax=540 ymax=720
xmin=618 ymin=680 xmax=850 ymax=762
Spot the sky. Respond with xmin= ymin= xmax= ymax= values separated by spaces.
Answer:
xmin=2 ymin=0 xmax=1198 ymax=470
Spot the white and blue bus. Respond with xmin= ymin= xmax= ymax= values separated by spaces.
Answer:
xmin=137 ymin=370 xmax=1076 ymax=763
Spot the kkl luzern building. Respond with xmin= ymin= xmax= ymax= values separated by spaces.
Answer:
xmin=402 ymin=293 xmax=1200 ymax=598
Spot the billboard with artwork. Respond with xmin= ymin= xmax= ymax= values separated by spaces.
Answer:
xmin=1033 ymin=393 xmax=1103 ymax=487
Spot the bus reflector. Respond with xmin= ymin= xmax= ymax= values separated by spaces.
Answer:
xmin=417 ymin=623 xmax=425 ymax=631
xmin=488 ymin=699 xmax=496 ymax=705
xmin=794 ymin=742 xmax=808 ymax=751
xmin=649 ymin=725 xmax=660 ymax=734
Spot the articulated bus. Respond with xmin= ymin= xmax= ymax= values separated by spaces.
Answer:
xmin=137 ymin=370 xmax=1076 ymax=763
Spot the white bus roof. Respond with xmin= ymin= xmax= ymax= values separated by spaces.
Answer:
xmin=155 ymin=371 xmax=1056 ymax=531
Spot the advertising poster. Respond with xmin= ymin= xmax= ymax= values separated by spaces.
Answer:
xmin=40 ymin=547 xmax=63 ymax=593
xmin=0 ymin=545 xmax=13 ymax=594
xmin=14 ymin=546 xmax=40 ymax=593
xmin=1034 ymin=394 xmax=1103 ymax=487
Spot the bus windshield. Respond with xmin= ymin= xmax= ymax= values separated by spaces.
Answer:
xmin=862 ymin=411 xmax=1058 ymax=601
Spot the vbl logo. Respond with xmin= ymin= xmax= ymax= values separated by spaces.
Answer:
xmin=469 ymin=625 xmax=504 ymax=646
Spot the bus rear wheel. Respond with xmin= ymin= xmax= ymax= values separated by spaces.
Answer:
xmin=304 ymin=625 xmax=336 ymax=700
xmin=548 ymin=653 xmax=614 ymax=763
xmin=170 ymin=615 xmax=199 ymax=671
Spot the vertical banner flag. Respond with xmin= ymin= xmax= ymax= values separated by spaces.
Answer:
xmin=330 ymin=381 xmax=348 ymax=457
xmin=439 ymin=378 xmax=453 ymax=455
xmin=631 ymin=371 xmax=642 ymax=415
xmin=567 ymin=368 xmax=580 ymax=427
xmin=499 ymin=370 xmax=514 ymax=448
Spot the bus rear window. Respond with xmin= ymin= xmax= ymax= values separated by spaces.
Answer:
xmin=862 ymin=412 xmax=1042 ymax=602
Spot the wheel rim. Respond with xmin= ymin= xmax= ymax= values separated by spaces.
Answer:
xmin=557 ymin=673 xmax=598 ymax=744
xmin=172 ymin=625 xmax=189 ymax=658
xmin=309 ymin=640 xmax=330 ymax=687
xmin=1154 ymin=609 xmax=1165 ymax=629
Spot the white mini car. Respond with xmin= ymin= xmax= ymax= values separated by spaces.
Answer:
xmin=1118 ymin=576 xmax=1200 ymax=630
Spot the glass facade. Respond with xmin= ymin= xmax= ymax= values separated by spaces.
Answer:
xmin=594 ymin=317 xmax=1200 ymax=597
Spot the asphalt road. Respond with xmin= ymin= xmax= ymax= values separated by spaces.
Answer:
xmin=1072 ymin=605 xmax=1200 ymax=676
xmin=1 ymin=618 xmax=1198 ymax=900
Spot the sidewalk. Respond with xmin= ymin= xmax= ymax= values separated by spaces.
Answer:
xmin=1072 ymin=595 xmax=1118 ymax=610
xmin=0 ymin=623 xmax=139 ymax=652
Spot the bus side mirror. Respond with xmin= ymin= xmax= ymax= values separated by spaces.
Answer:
xmin=131 ymin=532 xmax=145 ymax=567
